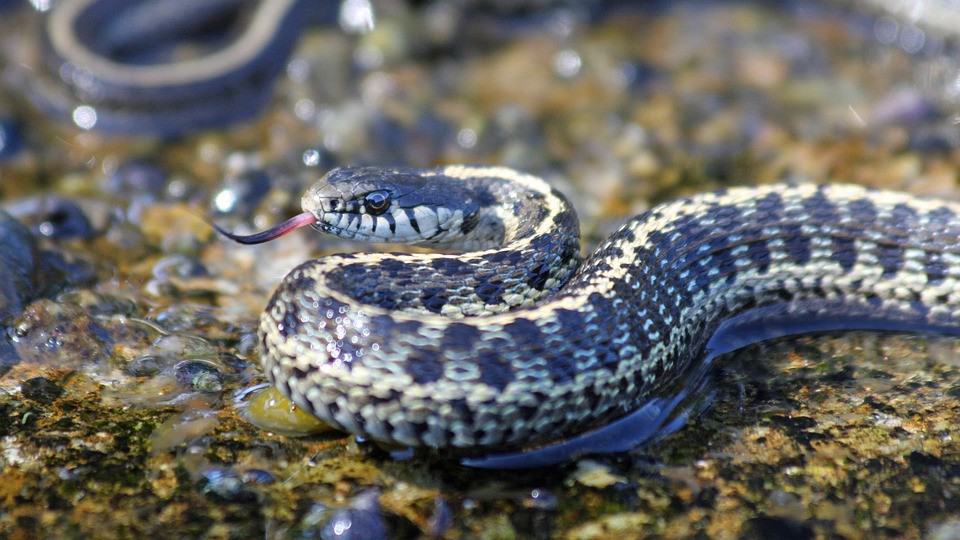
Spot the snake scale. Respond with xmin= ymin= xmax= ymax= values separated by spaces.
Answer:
xmin=217 ymin=165 xmax=960 ymax=464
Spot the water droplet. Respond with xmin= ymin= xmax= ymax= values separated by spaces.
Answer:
xmin=303 ymin=148 xmax=321 ymax=167
xmin=457 ymin=128 xmax=478 ymax=149
xmin=339 ymin=0 xmax=375 ymax=33
xmin=553 ymin=49 xmax=582 ymax=78
xmin=72 ymin=105 xmax=97 ymax=130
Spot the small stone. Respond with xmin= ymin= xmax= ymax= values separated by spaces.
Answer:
xmin=571 ymin=459 xmax=627 ymax=489
xmin=21 ymin=376 xmax=64 ymax=404
xmin=4 ymin=196 xmax=98 ymax=240
xmin=174 ymin=360 xmax=224 ymax=393
xmin=200 ymin=468 xmax=257 ymax=503
xmin=243 ymin=386 xmax=334 ymax=436
xmin=0 ymin=116 xmax=23 ymax=160
xmin=241 ymin=469 xmax=276 ymax=485
xmin=320 ymin=490 xmax=386 ymax=540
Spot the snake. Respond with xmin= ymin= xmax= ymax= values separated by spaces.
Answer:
xmin=13 ymin=0 xmax=334 ymax=136
xmin=213 ymin=165 xmax=960 ymax=467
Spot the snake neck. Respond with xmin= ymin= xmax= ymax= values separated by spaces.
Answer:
xmin=312 ymin=166 xmax=583 ymax=318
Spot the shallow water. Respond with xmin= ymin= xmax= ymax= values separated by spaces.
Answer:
xmin=2 ymin=1 xmax=960 ymax=538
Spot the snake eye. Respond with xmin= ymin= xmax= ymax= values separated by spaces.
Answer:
xmin=363 ymin=190 xmax=391 ymax=215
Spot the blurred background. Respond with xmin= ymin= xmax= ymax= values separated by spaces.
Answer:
xmin=2 ymin=1 xmax=960 ymax=538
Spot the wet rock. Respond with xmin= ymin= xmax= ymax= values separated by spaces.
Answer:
xmin=9 ymin=299 xmax=112 ymax=366
xmin=173 ymin=360 xmax=224 ymax=393
xmin=4 ymin=196 xmax=98 ymax=240
xmin=20 ymin=376 xmax=63 ymax=404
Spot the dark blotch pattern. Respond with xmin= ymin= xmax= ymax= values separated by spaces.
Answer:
xmin=408 ymin=348 xmax=445 ymax=384
xmin=476 ymin=350 xmax=514 ymax=390
xmin=420 ymin=287 xmax=448 ymax=313
xmin=443 ymin=323 xmax=482 ymax=351
xmin=474 ymin=281 xmax=504 ymax=304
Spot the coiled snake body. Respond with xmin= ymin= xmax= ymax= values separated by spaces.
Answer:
xmin=219 ymin=166 xmax=960 ymax=463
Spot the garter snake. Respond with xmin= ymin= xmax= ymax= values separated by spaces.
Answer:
xmin=216 ymin=165 xmax=960 ymax=465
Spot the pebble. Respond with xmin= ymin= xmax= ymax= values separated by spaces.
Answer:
xmin=173 ymin=360 xmax=224 ymax=393
xmin=0 ymin=116 xmax=23 ymax=160
xmin=4 ymin=196 xmax=97 ymax=240
xmin=310 ymin=490 xmax=386 ymax=540
xmin=242 ymin=386 xmax=334 ymax=436
xmin=0 ymin=210 xmax=37 ymax=321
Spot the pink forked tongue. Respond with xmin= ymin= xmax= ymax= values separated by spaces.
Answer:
xmin=210 ymin=211 xmax=318 ymax=245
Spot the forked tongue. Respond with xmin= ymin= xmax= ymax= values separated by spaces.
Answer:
xmin=210 ymin=212 xmax=317 ymax=245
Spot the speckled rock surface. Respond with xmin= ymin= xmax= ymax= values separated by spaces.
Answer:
xmin=2 ymin=1 xmax=960 ymax=538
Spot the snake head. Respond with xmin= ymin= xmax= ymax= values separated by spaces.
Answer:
xmin=212 ymin=166 xmax=481 ymax=245
xmin=301 ymin=166 xmax=478 ymax=243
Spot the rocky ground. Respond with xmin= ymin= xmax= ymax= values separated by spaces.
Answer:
xmin=2 ymin=1 xmax=960 ymax=538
